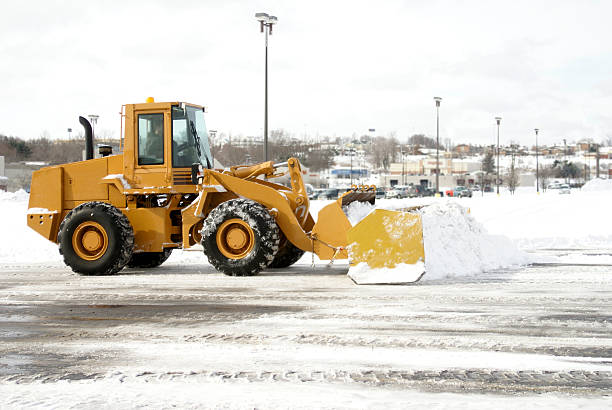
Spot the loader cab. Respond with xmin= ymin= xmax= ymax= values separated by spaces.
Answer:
xmin=125 ymin=100 xmax=212 ymax=189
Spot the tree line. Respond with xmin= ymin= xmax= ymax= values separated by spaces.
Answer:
xmin=0 ymin=135 xmax=90 ymax=165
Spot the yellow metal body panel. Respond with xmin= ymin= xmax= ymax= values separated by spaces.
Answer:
xmin=29 ymin=166 xmax=63 ymax=213
xmin=125 ymin=207 xmax=171 ymax=252
xmin=27 ymin=212 xmax=61 ymax=243
xmin=310 ymin=201 xmax=351 ymax=260
xmin=27 ymin=167 xmax=63 ymax=242
xmin=62 ymin=158 xmax=109 ymax=202
xmin=346 ymin=209 xmax=425 ymax=269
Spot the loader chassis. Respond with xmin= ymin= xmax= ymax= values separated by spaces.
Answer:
xmin=27 ymin=99 xmax=425 ymax=277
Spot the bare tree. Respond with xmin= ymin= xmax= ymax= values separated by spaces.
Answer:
xmin=505 ymin=143 xmax=520 ymax=194
xmin=408 ymin=134 xmax=436 ymax=149
xmin=539 ymin=166 xmax=554 ymax=192
xmin=369 ymin=136 xmax=399 ymax=170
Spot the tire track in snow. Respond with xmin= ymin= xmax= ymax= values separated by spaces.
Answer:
xmin=2 ymin=369 xmax=611 ymax=394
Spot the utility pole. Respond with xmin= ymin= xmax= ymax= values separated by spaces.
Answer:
xmin=596 ymin=144 xmax=600 ymax=178
xmin=535 ymin=128 xmax=539 ymax=193
xmin=495 ymin=117 xmax=502 ymax=194
xmin=434 ymin=97 xmax=442 ymax=194
xmin=350 ymin=148 xmax=353 ymax=186
xmin=88 ymin=114 xmax=99 ymax=138
xmin=563 ymin=139 xmax=568 ymax=184
xmin=255 ymin=13 xmax=278 ymax=162
xmin=401 ymin=146 xmax=405 ymax=185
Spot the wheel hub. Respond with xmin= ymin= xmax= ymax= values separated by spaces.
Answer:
xmin=216 ymin=219 xmax=255 ymax=260
xmin=226 ymin=228 xmax=248 ymax=249
xmin=82 ymin=230 xmax=102 ymax=251
xmin=72 ymin=221 xmax=108 ymax=261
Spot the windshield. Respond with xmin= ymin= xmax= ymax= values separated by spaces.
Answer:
xmin=171 ymin=105 xmax=213 ymax=168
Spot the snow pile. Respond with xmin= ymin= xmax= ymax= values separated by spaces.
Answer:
xmin=468 ymin=188 xmax=612 ymax=250
xmin=0 ymin=190 xmax=61 ymax=264
xmin=0 ymin=188 xmax=29 ymax=202
xmin=582 ymin=178 xmax=612 ymax=191
xmin=343 ymin=200 xmax=375 ymax=226
xmin=419 ymin=202 xmax=529 ymax=280
xmin=345 ymin=201 xmax=529 ymax=282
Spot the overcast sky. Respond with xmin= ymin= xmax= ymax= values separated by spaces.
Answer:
xmin=1 ymin=0 xmax=611 ymax=146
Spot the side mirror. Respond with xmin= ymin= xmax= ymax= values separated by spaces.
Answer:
xmin=191 ymin=163 xmax=201 ymax=184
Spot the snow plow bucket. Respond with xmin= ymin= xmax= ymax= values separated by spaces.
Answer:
xmin=347 ymin=209 xmax=425 ymax=285
xmin=311 ymin=187 xmax=426 ymax=284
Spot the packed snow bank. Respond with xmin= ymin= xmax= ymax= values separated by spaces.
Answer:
xmin=345 ymin=201 xmax=529 ymax=282
xmin=419 ymin=202 xmax=529 ymax=280
xmin=0 ymin=190 xmax=61 ymax=264
xmin=582 ymin=178 xmax=612 ymax=191
xmin=0 ymin=188 xmax=29 ymax=202
xmin=466 ymin=189 xmax=612 ymax=250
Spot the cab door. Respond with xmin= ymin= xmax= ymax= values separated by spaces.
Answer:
xmin=133 ymin=110 xmax=172 ymax=188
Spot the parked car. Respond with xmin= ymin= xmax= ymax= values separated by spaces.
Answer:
xmin=410 ymin=185 xmax=434 ymax=197
xmin=471 ymin=185 xmax=481 ymax=192
xmin=305 ymin=184 xmax=315 ymax=199
xmin=375 ymin=187 xmax=386 ymax=199
xmin=385 ymin=188 xmax=401 ymax=199
xmin=420 ymin=187 xmax=435 ymax=197
xmin=317 ymin=188 xmax=340 ymax=200
xmin=558 ymin=184 xmax=571 ymax=194
xmin=453 ymin=186 xmax=473 ymax=198
xmin=311 ymin=188 xmax=325 ymax=200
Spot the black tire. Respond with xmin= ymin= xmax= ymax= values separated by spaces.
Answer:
xmin=128 ymin=249 xmax=173 ymax=268
xmin=201 ymin=199 xmax=280 ymax=276
xmin=58 ymin=201 xmax=134 ymax=276
xmin=269 ymin=234 xmax=305 ymax=268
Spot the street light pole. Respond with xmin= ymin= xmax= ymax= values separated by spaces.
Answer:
xmin=255 ymin=12 xmax=278 ymax=162
xmin=495 ymin=117 xmax=502 ymax=194
xmin=401 ymin=147 xmax=405 ymax=185
xmin=434 ymin=97 xmax=442 ymax=194
xmin=535 ymin=128 xmax=539 ymax=193
xmin=88 ymin=114 xmax=99 ymax=138
xmin=350 ymin=148 xmax=353 ymax=186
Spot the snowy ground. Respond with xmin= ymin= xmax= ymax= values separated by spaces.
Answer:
xmin=1 ymin=184 xmax=611 ymax=408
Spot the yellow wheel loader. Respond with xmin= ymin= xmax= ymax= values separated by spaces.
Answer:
xmin=27 ymin=99 xmax=425 ymax=280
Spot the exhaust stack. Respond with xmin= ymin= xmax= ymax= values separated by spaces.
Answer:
xmin=79 ymin=116 xmax=94 ymax=160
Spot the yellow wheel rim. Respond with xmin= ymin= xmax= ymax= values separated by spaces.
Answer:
xmin=72 ymin=221 xmax=109 ymax=261
xmin=191 ymin=220 xmax=204 ymax=245
xmin=216 ymin=219 xmax=255 ymax=260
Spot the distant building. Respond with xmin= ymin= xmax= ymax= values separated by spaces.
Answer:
xmin=454 ymin=144 xmax=471 ymax=154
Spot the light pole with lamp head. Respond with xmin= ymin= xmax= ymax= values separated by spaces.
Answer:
xmin=88 ymin=114 xmax=99 ymax=138
xmin=535 ymin=128 xmax=539 ymax=193
xmin=495 ymin=116 xmax=501 ymax=194
xmin=434 ymin=97 xmax=442 ymax=194
xmin=255 ymin=12 xmax=278 ymax=162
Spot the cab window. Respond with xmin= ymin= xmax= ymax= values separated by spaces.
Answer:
xmin=138 ymin=113 xmax=164 ymax=165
